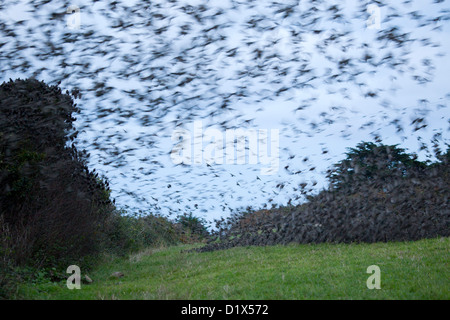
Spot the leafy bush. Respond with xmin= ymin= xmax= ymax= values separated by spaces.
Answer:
xmin=102 ymin=211 xmax=183 ymax=255
xmin=175 ymin=212 xmax=210 ymax=243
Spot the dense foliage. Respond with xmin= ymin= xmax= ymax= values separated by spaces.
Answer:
xmin=175 ymin=212 xmax=210 ymax=242
xmin=327 ymin=142 xmax=428 ymax=190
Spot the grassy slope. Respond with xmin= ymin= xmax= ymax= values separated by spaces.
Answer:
xmin=19 ymin=237 xmax=449 ymax=300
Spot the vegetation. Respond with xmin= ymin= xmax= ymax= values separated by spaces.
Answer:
xmin=326 ymin=142 xmax=428 ymax=190
xmin=175 ymin=212 xmax=210 ymax=242
xmin=16 ymin=237 xmax=449 ymax=300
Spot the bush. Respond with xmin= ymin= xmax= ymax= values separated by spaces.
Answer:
xmin=101 ymin=211 xmax=182 ymax=255
xmin=175 ymin=213 xmax=210 ymax=243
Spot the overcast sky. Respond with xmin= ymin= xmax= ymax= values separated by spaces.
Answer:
xmin=1 ymin=0 xmax=449 ymax=226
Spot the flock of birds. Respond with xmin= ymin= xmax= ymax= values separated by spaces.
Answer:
xmin=196 ymin=143 xmax=449 ymax=251
xmin=0 ymin=0 xmax=449 ymax=224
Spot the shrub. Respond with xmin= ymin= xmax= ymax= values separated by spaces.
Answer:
xmin=175 ymin=212 xmax=210 ymax=243
xmin=101 ymin=210 xmax=191 ymax=255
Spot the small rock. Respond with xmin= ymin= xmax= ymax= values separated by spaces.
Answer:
xmin=84 ymin=275 xmax=93 ymax=283
xmin=111 ymin=272 xmax=124 ymax=278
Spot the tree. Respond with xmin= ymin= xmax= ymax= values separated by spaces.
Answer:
xmin=327 ymin=141 xmax=427 ymax=190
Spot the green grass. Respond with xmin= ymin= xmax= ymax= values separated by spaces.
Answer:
xmin=17 ymin=237 xmax=449 ymax=300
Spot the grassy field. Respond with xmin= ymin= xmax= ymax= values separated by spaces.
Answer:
xmin=18 ymin=237 xmax=449 ymax=300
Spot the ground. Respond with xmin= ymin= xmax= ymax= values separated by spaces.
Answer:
xmin=18 ymin=237 xmax=449 ymax=300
